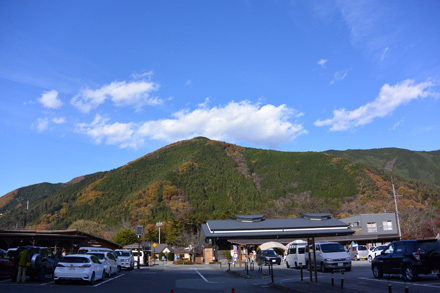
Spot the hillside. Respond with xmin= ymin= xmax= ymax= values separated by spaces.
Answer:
xmin=1 ymin=137 xmax=439 ymax=241
xmin=325 ymin=148 xmax=440 ymax=186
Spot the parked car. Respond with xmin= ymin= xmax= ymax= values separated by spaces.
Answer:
xmin=133 ymin=250 xmax=148 ymax=266
xmin=349 ymin=245 xmax=369 ymax=261
xmin=54 ymin=254 xmax=104 ymax=285
xmin=286 ymin=240 xmax=307 ymax=268
xmin=372 ymin=239 xmax=440 ymax=281
xmin=305 ymin=242 xmax=351 ymax=272
xmin=0 ymin=249 xmax=14 ymax=279
xmin=256 ymin=249 xmax=282 ymax=266
xmin=368 ymin=245 xmax=387 ymax=262
xmin=115 ymin=249 xmax=134 ymax=270
xmin=78 ymin=247 xmax=121 ymax=273
xmin=86 ymin=252 xmax=118 ymax=277
xmin=11 ymin=246 xmax=58 ymax=282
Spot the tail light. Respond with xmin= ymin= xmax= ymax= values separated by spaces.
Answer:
xmin=412 ymin=252 xmax=420 ymax=261
xmin=56 ymin=264 xmax=65 ymax=267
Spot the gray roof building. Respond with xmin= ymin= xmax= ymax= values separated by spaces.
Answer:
xmin=200 ymin=213 xmax=354 ymax=250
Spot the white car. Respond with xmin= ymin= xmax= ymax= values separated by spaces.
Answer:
xmin=368 ymin=245 xmax=387 ymax=262
xmin=87 ymin=252 xmax=118 ymax=277
xmin=54 ymin=254 xmax=104 ymax=285
xmin=305 ymin=242 xmax=351 ymax=272
xmin=115 ymin=249 xmax=134 ymax=270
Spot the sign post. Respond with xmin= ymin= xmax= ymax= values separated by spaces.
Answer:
xmin=136 ymin=225 xmax=143 ymax=270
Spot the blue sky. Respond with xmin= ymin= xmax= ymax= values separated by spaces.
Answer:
xmin=1 ymin=0 xmax=439 ymax=196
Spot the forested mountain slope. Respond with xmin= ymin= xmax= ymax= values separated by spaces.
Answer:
xmin=1 ymin=137 xmax=439 ymax=241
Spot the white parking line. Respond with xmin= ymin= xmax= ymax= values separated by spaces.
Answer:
xmin=195 ymin=270 xmax=218 ymax=283
xmin=358 ymin=277 xmax=440 ymax=289
xmin=93 ymin=273 xmax=125 ymax=287
xmin=40 ymin=280 xmax=54 ymax=286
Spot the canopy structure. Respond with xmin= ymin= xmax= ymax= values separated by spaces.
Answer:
xmin=258 ymin=241 xmax=287 ymax=251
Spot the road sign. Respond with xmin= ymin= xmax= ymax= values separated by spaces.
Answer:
xmin=153 ymin=243 xmax=157 ymax=248
xmin=136 ymin=225 xmax=143 ymax=236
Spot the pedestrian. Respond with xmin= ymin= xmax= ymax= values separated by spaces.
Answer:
xmin=16 ymin=248 xmax=29 ymax=283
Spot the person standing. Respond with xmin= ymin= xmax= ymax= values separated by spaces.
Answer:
xmin=16 ymin=248 xmax=29 ymax=283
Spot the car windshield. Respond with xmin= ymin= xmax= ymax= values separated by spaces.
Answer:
xmin=116 ymin=251 xmax=130 ymax=256
xmin=321 ymin=243 xmax=345 ymax=253
xmin=376 ymin=245 xmax=387 ymax=251
xmin=358 ymin=246 xmax=367 ymax=251
xmin=262 ymin=250 xmax=277 ymax=256
xmin=62 ymin=256 xmax=90 ymax=264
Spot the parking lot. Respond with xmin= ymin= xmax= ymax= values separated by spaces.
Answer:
xmin=1 ymin=261 xmax=440 ymax=293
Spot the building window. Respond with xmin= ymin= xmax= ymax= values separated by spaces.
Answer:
xmin=383 ymin=220 xmax=393 ymax=231
xmin=367 ymin=222 xmax=377 ymax=233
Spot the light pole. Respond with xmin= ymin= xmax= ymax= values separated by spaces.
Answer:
xmin=156 ymin=222 xmax=162 ymax=244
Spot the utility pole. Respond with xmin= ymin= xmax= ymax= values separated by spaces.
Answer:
xmin=392 ymin=183 xmax=402 ymax=240
xmin=23 ymin=200 xmax=29 ymax=229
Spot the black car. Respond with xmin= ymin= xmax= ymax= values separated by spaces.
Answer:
xmin=11 ymin=246 xmax=58 ymax=282
xmin=371 ymin=239 xmax=440 ymax=281
xmin=256 ymin=249 xmax=282 ymax=266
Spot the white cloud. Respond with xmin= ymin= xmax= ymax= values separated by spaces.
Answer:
xmin=38 ymin=90 xmax=62 ymax=109
xmin=75 ymin=115 xmax=139 ymax=148
xmin=75 ymin=101 xmax=307 ymax=149
xmin=315 ymin=79 xmax=434 ymax=131
xmin=317 ymin=59 xmax=328 ymax=68
xmin=330 ymin=69 xmax=350 ymax=85
xmin=52 ymin=117 xmax=66 ymax=124
xmin=381 ymin=47 xmax=389 ymax=61
xmin=71 ymin=79 xmax=161 ymax=113
xmin=33 ymin=118 xmax=49 ymax=132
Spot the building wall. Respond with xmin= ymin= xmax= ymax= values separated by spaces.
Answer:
xmin=340 ymin=213 xmax=398 ymax=236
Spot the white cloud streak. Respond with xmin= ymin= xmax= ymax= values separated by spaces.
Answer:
xmin=38 ymin=90 xmax=62 ymax=109
xmin=33 ymin=118 xmax=49 ymax=132
xmin=317 ymin=59 xmax=328 ymax=68
xmin=330 ymin=69 xmax=350 ymax=85
xmin=75 ymin=101 xmax=307 ymax=149
xmin=315 ymin=79 xmax=434 ymax=131
xmin=71 ymin=79 xmax=161 ymax=113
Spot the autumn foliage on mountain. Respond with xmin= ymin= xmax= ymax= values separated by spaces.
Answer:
xmin=1 ymin=137 xmax=439 ymax=244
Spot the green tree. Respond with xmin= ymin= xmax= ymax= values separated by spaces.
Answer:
xmin=112 ymin=227 xmax=137 ymax=246
xmin=68 ymin=219 xmax=104 ymax=237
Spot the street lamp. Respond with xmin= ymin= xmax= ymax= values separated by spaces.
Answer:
xmin=156 ymin=222 xmax=162 ymax=244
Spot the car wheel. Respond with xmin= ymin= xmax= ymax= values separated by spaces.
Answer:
xmin=117 ymin=266 xmax=121 ymax=274
xmin=294 ymin=262 xmax=298 ymax=269
xmin=372 ymin=264 xmax=383 ymax=279
xmin=108 ymin=268 xmax=112 ymax=277
xmin=102 ymin=269 xmax=106 ymax=279
xmin=286 ymin=261 xmax=290 ymax=268
xmin=320 ymin=262 xmax=327 ymax=272
xmin=89 ymin=272 xmax=95 ymax=285
xmin=403 ymin=265 xmax=418 ymax=282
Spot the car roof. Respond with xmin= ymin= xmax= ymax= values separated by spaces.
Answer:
xmin=63 ymin=254 xmax=93 ymax=258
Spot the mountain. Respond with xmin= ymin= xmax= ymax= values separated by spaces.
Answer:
xmin=1 ymin=137 xmax=439 ymax=241
xmin=325 ymin=148 xmax=440 ymax=186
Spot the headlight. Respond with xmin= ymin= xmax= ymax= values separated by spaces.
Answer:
xmin=324 ymin=258 xmax=332 ymax=262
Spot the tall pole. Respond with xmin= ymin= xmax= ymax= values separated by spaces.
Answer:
xmin=156 ymin=222 xmax=162 ymax=244
xmin=392 ymin=184 xmax=402 ymax=240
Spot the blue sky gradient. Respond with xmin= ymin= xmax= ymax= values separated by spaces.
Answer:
xmin=1 ymin=0 xmax=439 ymax=196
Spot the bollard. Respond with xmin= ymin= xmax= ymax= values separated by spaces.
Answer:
xmin=270 ymin=263 xmax=274 ymax=284
xmin=300 ymin=264 xmax=303 ymax=281
xmin=250 ymin=261 xmax=254 ymax=271
xmin=404 ymin=279 xmax=409 ymax=293
xmin=246 ymin=261 xmax=249 ymax=276
xmin=388 ymin=276 xmax=392 ymax=293
xmin=331 ymin=271 xmax=334 ymax=287
xmin=170 ymin=290 xmax=174 ymax=293
xmin=340 ymin=270 xmax=344 ymax=289
xmin=228 ymin=262 xmax=231 ymax=272
xmin=231 ymin=289 xmax=235 ymax=293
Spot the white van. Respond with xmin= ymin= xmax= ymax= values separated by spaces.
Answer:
xmin=286 ymin=240 xmax=307 ymax=268
xmin=305 ymin=242 xmax=351 ymax=272
xmin=132 ymin=250 xmax=148 ymax=266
